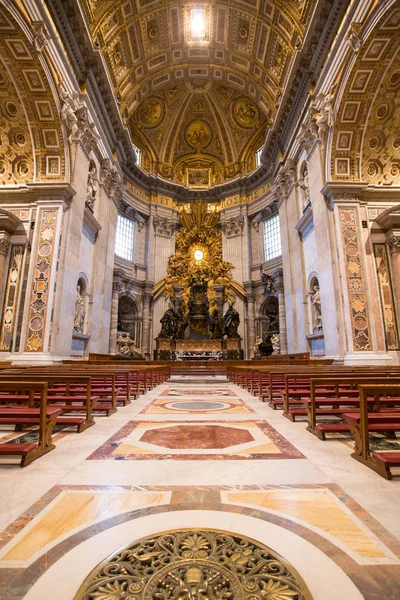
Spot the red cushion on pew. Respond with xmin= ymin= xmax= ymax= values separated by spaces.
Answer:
xmin=372 ymin=452 xmax=400 ymax=466
xmin=0 ymin=407 xmax=62 ymax=418
xmin=315 ymin=423 xmax=350 ymax=432
xmin=0 ymin=443 xmax=37 ymax=455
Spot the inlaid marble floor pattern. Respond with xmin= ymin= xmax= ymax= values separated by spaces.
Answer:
xmin=0 ymin=375 xmax=400 ymax=599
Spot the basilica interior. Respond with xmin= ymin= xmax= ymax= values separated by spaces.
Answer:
xmin=0 ymin=1 xmax=400 ymax=599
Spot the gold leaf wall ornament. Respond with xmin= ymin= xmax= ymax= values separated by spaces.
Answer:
xmin=154 ymin=201 xmax=238 ymax=313
xmin=75 ymin=529 xmax=312 ymax=600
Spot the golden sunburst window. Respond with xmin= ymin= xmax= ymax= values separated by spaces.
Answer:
xmin=193 ymin=248 xmax=204 ymax=262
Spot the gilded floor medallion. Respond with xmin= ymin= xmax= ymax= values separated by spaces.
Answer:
xmin=75 ymin=529 xmax=312 ymax=600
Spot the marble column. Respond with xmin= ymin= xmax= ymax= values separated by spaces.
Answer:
xmin=0 ymin=233 xmax=10 ymax=291
xmin=387 ymin=234 xmax=400 ymax=324
xmin=142 ymin=291 xmax=152 ymax=358
xmin=109 ymin=281 xmax=122 ymax=354
xmin=273 ymin=268 xmax=287 ymax=354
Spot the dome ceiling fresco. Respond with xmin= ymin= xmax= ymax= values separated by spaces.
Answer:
xmin=80 ymin=0 xmax=317 ymax=185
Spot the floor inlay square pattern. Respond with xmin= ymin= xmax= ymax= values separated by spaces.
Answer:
xmin=87 ymin=420 xmax=305 ymax=460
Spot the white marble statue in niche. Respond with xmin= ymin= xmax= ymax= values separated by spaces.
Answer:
xmin=309 ymin=281 xmax=323 ymax=332
xmin=74 ymin=278 xmax=87 ymax=333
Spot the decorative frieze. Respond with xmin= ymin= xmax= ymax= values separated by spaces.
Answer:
xmin=338 ymin=207 xmax=372 ymax=351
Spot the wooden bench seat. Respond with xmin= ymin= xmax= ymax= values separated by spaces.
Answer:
xmin=372 ymin=452 xmax=400 ymax=478
xmin=305 ymin=376 xmax=400 ymax=438
xmin=0 ymin=382 xmax=62 ymax=466
xmin=0 ymin=374 xmax=96 ymax=431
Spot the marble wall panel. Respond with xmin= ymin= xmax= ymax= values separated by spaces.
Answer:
xmin=0 ymin=245 xmax=24 ymax=351
xmin=373 ymin=243 xmax=399 ymax=350
xmin=338 ymin=207 xmax=372 ymax=351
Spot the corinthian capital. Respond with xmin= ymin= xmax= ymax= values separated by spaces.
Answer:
xmin=387 ymin=235 xmax=400 ymax=254
xmin=0 ymin=235 xmax=11 ymax=255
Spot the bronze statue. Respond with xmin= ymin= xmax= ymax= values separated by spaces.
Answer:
xmin=208 ymin=308 xmax=224 ymax=339
xmin=259 ymin=335 xmax=274 ymax=356
xmin=176 ymin=306 xmax=189 ymax=339
xmin=159 ymin=303 xmax=178 ymax=338
xmin=224 ymin=305 xmax=240 ymax=338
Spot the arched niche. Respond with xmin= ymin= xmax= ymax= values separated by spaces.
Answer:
xmin=257 ymin=295 xmax=279 ymax=340
xmin=307 ymin=273 xmax=323 ymax=334
xmin=117 ymin=294 xmax=141 ymax=347
xmin=73 ymin=275 xmax=88 ymax=335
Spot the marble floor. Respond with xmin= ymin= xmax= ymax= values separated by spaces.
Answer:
xmin=1 ymin=373 xmax=400 ymax=599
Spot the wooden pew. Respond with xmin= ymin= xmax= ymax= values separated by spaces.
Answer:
xmin=0 ymin=373 xmax=95 ymax=430
xmin=343 ymin=383 xmax=400 ymax=479
xmin=0 ymin=381 xmax=62 ymax=466
xmin=306 ymin=376 xmax=400 ymax=440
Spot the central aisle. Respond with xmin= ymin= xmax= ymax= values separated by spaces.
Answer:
xmin=0 ymin=371 xmax=400 ymax=599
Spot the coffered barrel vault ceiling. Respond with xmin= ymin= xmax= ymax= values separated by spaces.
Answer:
xmin=80 ymin=0 xmax=317 ymax=186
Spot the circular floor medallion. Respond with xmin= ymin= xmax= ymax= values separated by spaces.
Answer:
xmin=166 ymin=401 xmax=230 ymax=411
xmin=75 ymin=529 xmax=312 ymax=600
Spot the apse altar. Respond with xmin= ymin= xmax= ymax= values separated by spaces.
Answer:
xmin=153 ymin=202 xmax=244 ymax=360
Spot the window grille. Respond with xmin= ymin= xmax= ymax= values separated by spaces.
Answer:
xmin=263 ymin=214 xmax=282 ymax=261
xmin=115 ymin=214 xmax=134 ymax=261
